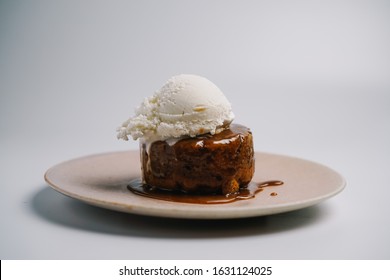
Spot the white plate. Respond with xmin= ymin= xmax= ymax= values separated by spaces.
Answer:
xmin=44 ymin=151 xmax=345 ymax=219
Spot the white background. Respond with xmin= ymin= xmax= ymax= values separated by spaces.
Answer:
xmin=2 ymin=260 xmax=390 ymax=279
xmin=1 ymin=0 xmax=389 ymax=259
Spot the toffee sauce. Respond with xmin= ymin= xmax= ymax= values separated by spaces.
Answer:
xmin=127 ymin=179 xmax=284 ymax=204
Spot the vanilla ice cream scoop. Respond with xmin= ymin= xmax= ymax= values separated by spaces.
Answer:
xmin=117 ymin=74 xmax=234 ymax=142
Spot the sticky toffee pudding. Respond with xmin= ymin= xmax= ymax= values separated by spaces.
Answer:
xmin=140 ymin=124 xmax=254 ymax=195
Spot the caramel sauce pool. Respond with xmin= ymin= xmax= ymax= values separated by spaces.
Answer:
xmin=127 ymin=179 xmax=284 ymax=204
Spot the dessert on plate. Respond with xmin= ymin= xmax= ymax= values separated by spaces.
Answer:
xmin=117 ymin=74 xmax=254 ymax=195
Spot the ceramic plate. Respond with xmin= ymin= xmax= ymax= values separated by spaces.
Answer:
xmin=44 ymin=151 xmax=345 ymax=219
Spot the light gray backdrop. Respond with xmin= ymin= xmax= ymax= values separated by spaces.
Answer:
xmin=1 ymin=0 xmax=389 ymax=259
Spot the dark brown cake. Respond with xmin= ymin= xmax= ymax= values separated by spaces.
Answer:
xmin=140 ymin=123 xmax=254 ymax=195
